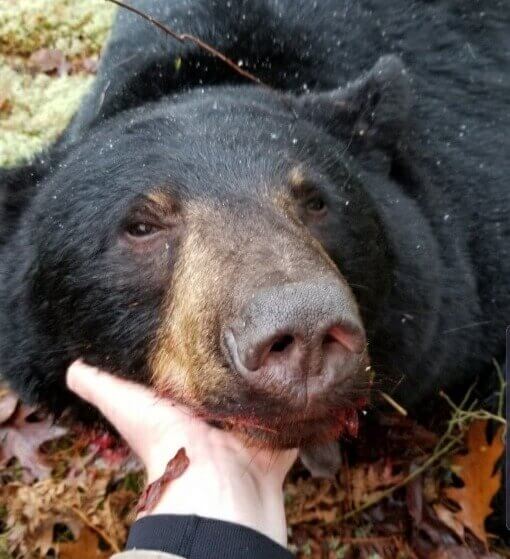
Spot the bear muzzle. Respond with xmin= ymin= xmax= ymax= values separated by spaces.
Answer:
xmin=222 ymin=278 xmax=368 ymax=414
xmin=150 ymin=200 xmax=371 ymax=447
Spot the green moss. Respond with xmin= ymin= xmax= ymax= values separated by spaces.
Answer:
xmin=0 ymin=533 xmax=12 ymax=559
xmin=0 ymin=0 xmax=115 ymax=57
xmin=0 ymin=61 xmax=93 ymax=166
xmin=0 ymin=0 xmax=116 ymax=166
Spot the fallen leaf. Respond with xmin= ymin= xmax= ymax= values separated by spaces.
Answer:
xmin=28 ymin=48 xmax=70 ymax=76
xmin=136 ymin=447 xmax=190 ymax=514
xmin=58 ymin=528 xmax=111 ymax=559
xmin=0 ymin=404 xmax=67 ymax=480
xmin=68 ymin=56 xmax=100 ymax=75
xmin=3 ymin=479 xmax=83 ymax=556
xmin=430 ymin=545 xmax=502 ymax=559
xmin=351 ymin=460 xmax=403 ymax=508
xmin=406 ymin=470 xmax=423 ymax=526
xmin=434 ymin=503 xmax=465 ymax=541
xmin=27 ymin=519 xmax=56 ymax=556
xmin=0 ymin=96 xmax=13 ymax=116
xmin=81 ymin=57 xmax=99 ymax=74
xmin=444 ymin=420 xmax=504 ymax=546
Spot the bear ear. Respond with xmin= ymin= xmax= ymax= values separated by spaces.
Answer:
xmin=0 ymin=155 xmax=52 ymax=244
xmin=296 ymin=55 xmax=413 ymax=154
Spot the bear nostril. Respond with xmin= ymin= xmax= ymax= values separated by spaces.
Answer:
xmin=322 ymin=332 xmax=336 ymax=346
xmin=224 ymin=280 xmax=367 ymax=383
xmin=270 ymin=334 xmax=294 ymax=353
xmin=324 ymin=324 xmax=366 ymax=354
xmin=243 ymin=334 xmax=297 ymax=372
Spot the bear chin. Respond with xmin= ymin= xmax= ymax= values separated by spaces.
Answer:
xmin=209 ymin=406 xmax=363 ymax=450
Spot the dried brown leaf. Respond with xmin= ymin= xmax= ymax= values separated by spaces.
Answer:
xmin=444 ymin=421 xmax=504 ymax=546
xmin=351 ymin=461 xmax=403 ymax=508
xmin=136 ymin=447 xmax=190 ymax=514
xmin=28 ymin=48 xmax=70 ymax=76
xmin=429 ymin=545 xmax=502 ymax=559
xmin=0 ymin=96 xmax=13 ymax=116
xmin=433 ymin=503 xmax=466 ymax=542
xmin=58 ymin=528 xmax=111 ymax=559
xmin=0 ymin=405 xmax=67 ymax=480
xmin=406 ymin=473 xmax=423 ymax=526
xmin=3 ymin=479 xmax=82 ymax=556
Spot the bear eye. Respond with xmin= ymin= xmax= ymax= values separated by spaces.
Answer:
xmin=125 ymin=222 xmax=160 ymax=238
xmin=305 ymin=196 xmax=327 ymax=215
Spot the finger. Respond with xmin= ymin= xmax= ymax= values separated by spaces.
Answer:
xmin=67 ymin=361 xmax=190 ymax=448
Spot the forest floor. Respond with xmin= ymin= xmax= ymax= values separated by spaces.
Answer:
xmin=0 ymin=2 xmax=507 ymax=558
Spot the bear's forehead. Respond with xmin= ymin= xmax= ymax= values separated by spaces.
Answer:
xmin=116 ymin=89 xmax=319 ymax=150
xmin=139 ymin=164 xmax=314 ymax=201
xmin=46 ymin=90 xmax=352 ymax=212
xmin=46 ymin=134 xmax=334 ymax=213
xmin=126 ymin=164 xmax=324 ymax=208
xmin=72 ymin=131 xmax=335 ymax=199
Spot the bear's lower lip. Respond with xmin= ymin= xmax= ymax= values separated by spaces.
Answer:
xmin=158 ymin=368 xmax=370 ymax=447
xmin=213 ymin=402 xmax=365 ymax=448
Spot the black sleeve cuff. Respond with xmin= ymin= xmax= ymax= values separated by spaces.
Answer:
xmin=126 ymin=514 xmax=294 ymax=559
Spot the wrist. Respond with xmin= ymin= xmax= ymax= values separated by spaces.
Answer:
xmin=141 ymin=461 xmax=288 ymax=546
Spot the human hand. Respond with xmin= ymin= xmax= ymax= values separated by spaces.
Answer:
xmin=66 ymin=361 xmax=297 ymax=546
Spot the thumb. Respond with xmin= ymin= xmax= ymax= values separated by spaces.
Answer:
xmin=66 ymin=361 xmax=188 ymax=455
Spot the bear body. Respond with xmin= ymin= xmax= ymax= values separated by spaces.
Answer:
xmin=0 ymin=0 xmax=509 ymax=443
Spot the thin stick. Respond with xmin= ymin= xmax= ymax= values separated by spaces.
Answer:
xmin=71 ymin=506 xmax=121 ymax=553
xmin=440 ymin=389 xmax=506 ymax=427
xmin=379 ymin=391 xmax=408 ymax=416
xmin=335 ymin=385 xmax=488 ymax=523
xmin=106 ymin=0 xmax=268 ymax=87
xmin=493 ymin=358 xmax=506 ymax=421
xmin=338 ymin=435 xmax=461 ymax=522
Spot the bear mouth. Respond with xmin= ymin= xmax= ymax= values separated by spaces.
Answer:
xmin=189 ymin=383 xmax=370 ymax=449
xmin=210 ymin=402 xmax=367 ymax=449
xmin=155 ymin=342 xmax=371 ymax=449
xmin=223 ymin=350 xmax=371 ymax=448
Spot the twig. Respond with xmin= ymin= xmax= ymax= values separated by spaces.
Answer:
xmin=493 ymin=358 xmax=506 ymax=421
xmin=106 ymin=0 xmax=268 ymax=87
xmin=379 ymin=391 xmax=408 ymax=416
xmin=70 ymin=506 xmax=121 ymax=553
xmin=336 ymin=382 xmax=501 ymax=523
xmin=339 ymin=535 xmax=402 ymax=545
xmin=338 ymin=434 xmax=461 ymax=522
xmin=440 ymin=389 xmax=507 ymax=427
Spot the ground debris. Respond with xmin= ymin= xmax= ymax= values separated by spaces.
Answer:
xmin=0 ymin=396 xmax=67 ymax=482
xmin=0 ymin=379 xmax=507 ymax=558
xmin=135 ymin=448 xmax=190 ymax=515
xmin=442 ymin=421 xmax=504 ymax=546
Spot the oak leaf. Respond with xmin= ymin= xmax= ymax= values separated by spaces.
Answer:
xmin=58 ymin=528 xmax=111 ymax=559
xmin=351 ymin=460 xmax=403 ymax=508
xmin=430 ymin=545 xmax=502 ymax=559
xmin=3 ymin=479 xmax=82 ymax=556
xmin=444 ymin=420 xmax=504 ymax=546
xmin=136 ymin=447 xmax=190 ymax=514
xmin=0 ymin=404 xmax=67 ymax=480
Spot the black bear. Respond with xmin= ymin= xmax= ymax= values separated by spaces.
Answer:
xmin=0 ymin=1 xmax=508 ymax=458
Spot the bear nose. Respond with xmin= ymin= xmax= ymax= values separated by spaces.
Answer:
xmin=222 ymin=279 xmax=366 ymax=404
